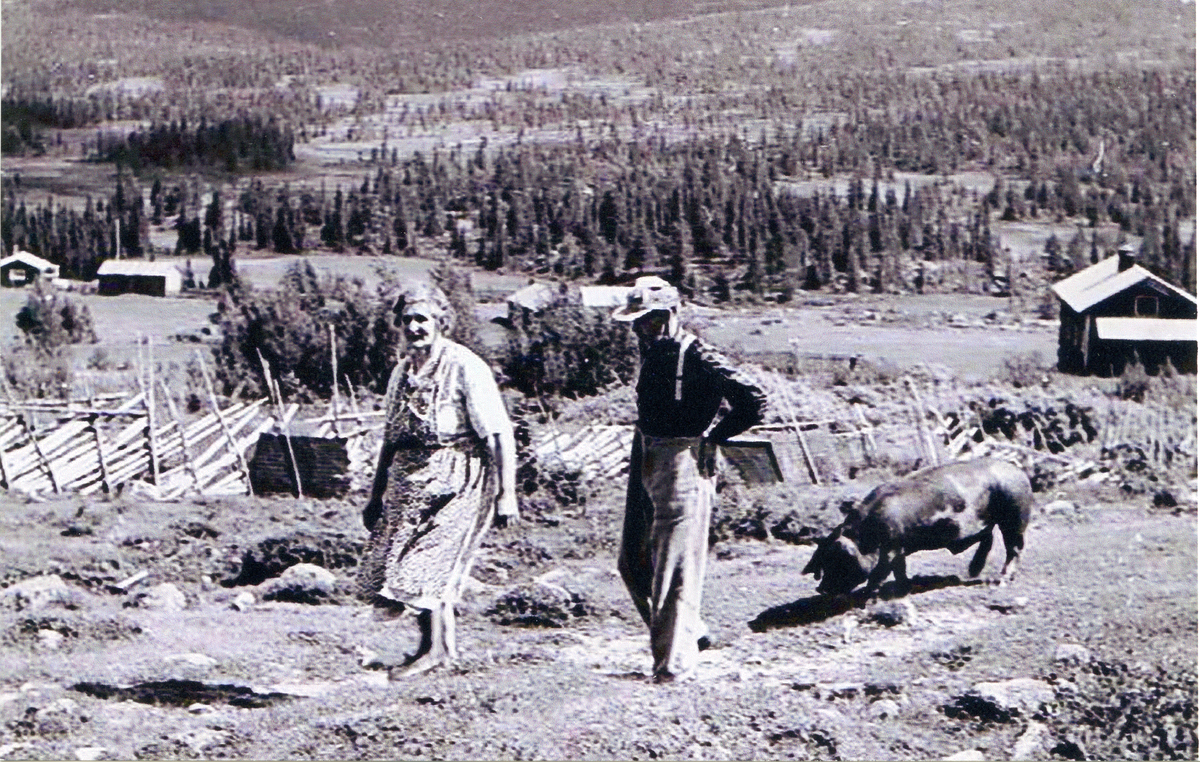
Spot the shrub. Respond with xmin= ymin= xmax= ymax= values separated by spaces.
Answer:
xmin=3 ymin=345 xmax=71 ymax=399
xmin=211 ymin=260 xmax=399 ymax=399
xmin=996 ymin=351 xmax=1048 ymax=388
xmin=14 ymin=280 xmax=97 ymax=350
xmin=6 ymin=281 xmax=96 ymax=399
xmin=501 ymin=291 xmax=639 ymax=402
xmin=1115 ymin=359 xmax=1152 ymax=402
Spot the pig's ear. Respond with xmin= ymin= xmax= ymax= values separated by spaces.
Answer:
xmin=802 ymin=549 xmax=820 ymax=577
xmin=803 ymin=527 xmax=842 ymax=577
xmin=841 ymin=503 xmax=862 ymax=525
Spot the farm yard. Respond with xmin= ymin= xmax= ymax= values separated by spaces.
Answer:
xmin=1 ymin=0 xmax=1196 ymax=759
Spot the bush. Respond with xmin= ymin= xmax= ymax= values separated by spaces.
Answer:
xmin=996 ymin=351 xmax=1048 ymax=389
xmin=211 ymin=260 xmax=399 ymax=399
xmin=501 ymin=291 xmax=639 ymax=402
xmin=15 ymin=280 xmax=96 ymax=350
xmin=3 ymin=345 xmax=72 ymax=399
xmin=1115 ymin=359 xmax=1152 ymax=402
xmin=5 ymin=281 xmax=97 ymax=399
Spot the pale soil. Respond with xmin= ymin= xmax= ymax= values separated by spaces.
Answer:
xmin=0 ymin=467 xmax=1194 ymax=761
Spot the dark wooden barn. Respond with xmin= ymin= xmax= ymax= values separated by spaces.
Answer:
xmin=0 ymin=251 xmax=59 ymax=287
xmin=248 ymin=434 xmax=351 ymax=498
xmin=1051 ymin=252 xmax=1197 ymax=376
xmin=96 ymin=259 xmax=182 ymax=296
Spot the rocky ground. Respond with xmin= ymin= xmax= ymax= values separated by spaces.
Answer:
xmin=0 ymin=443 xmax=1195 ymax=761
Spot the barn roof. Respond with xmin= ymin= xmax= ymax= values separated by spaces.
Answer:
xmin=506 ymin=282 xmax=559 ymax=312
xmin=579 ymin=285 xmax=630 ymax=308
xmin=0 ymin=251 xmax=58 ymax=272
xmin=1051 ymin=255 xmax=1196 ymax=313
xmin=1094 ymin=317 xmax=1197 ymax=342
xmin=96 ymin=259 xmax=182 ymax=278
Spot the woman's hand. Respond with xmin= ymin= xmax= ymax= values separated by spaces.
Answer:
xmin=494 ymin=488 xmax=518 ymax=528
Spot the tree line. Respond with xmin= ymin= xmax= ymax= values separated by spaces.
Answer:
xmin=94 ymin=116 xmax=295 ymax=173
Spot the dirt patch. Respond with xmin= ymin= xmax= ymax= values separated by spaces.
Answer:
xmin=0 ymin=377 xmax=1194 ymax=761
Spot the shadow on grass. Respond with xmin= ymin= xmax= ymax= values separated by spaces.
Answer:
xmin=747 ymin=574 xmax=988 ymax=632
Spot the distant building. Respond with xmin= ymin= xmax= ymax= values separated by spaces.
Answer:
xmin=96 ymin=259 xmax=183 ymax=297
xmin=503 ymin=281 xmax=562 ymax=328
xmin=0 ymin=251 xmax=59 ymax=287
xmin=579 ymin=285 xmax=630 ymax=310
xmin=1051 ymin=252 xmax=1197 ymax=375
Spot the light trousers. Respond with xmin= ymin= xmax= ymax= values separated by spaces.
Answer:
xmin=638 ymin=433 xmax=715 ymax=680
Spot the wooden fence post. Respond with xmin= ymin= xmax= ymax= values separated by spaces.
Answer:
xmin=87 ymin=413 xmax=112 ymax=494
xmin=906 ymin=376 xmax=941 ymax=467
xmin=159 ymin=378 xmax=202 ymax=494
xmin=761 ymin=370 xmax=821 ymax=485
xmin=18 ymin=412 xmax=58 ymax=493
xmin=329 ymin=325 xmax=341 ymax=437
xmin=195 ymin=350 xmax=255 ymax=496
xmin=257 ymin=350 xmax=303 ymax=499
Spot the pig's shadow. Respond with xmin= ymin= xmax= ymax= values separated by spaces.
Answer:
xmin=748 ymin=575 xmax=986 ymax=632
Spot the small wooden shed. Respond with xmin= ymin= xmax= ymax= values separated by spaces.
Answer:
xmin=96 ymin=259 xmax=183 ymax=297
xmin=248 ymin=434 xmax=351 ymax=498
xmin=0 ymin=251 xmax=59 ymax=287
xmin=1051 ymin=253 xmax=1197 ymax=375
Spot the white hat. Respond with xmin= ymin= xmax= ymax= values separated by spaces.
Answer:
xmin=611 ymin=276 xmax=681 ymax=321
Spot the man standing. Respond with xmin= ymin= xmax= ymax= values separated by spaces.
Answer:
xmin=613 ymin=276 xmax=767 ymax=683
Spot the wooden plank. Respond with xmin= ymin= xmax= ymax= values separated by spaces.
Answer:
xmin=196 ymin=350 xmax=254 ymax=496
xmin=159 ymin=378 xmax=202 ymax=495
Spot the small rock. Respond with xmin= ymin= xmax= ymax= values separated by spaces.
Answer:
xmin=943 ymin=750 xmax=986 ymax=762
xmin=2 ymin=575 xmax=79 ymax=611
xmin=187 ymin=703 xmax=214 ymax=715
xmin=127 ymin=583 xmax=187 ymax=612
xmin=972 ymin=678 xmax=1055 ymax=716
xmin=487 ymin=581 xmax=593 ymax=627
xmin=1053 ymin=643 xmax=1091 ymax=665
xmin=1011 ymin=721 xmax=1049 ymax=759
xmin=230 ymin=591 xmax=256 ymax=611
xmin=1043 ymin=500 xmax=1077 ymax=517
xmin=37 ymin=630 xmax=65 ymax=651
xmin=170 ymin=728 xmax=228 ymax=756
xmin=164 ymin=653 xmax=218 ymax=669
xmin=74 ymin=747 xmax=107 ymax=761
xmin=258 ymin=563 xmax=337 ymax=604
xmin=873 ymin=698 xmax=900 ymax=719
xmin=863 ymin=600 xmax=917 ymax=627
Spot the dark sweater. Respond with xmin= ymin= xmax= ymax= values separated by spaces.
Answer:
xmin=634 ymin=333 xmax=767 ymax=442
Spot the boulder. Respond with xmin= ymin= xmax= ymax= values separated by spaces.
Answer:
xmin=36 ymin=630 xmax=65 ymax=651
xmin=2 ymin=575 xmax=81 ymax=611
xmin=863 ymin=600 xmax=917 ymax=627
xmin=32 ymin=697 xmax=86 ymax=737
xmin=487 ymin=580 xmax=592 ymax=627
xmin=872 ymin=698 xmax=901 ymax=719
xmin=1043 ymin=500 xmax=1077 ymax=518
xmin=257 ymin=563 xmax=338 ymax=604
xmin=163 ymin=653 xmax=218 ymax=669
xmin=1011 ymin=721 xmax=1049 ymax=760
xmin=971 ymin=678 xmax=1055 ymax=717
xmin=1053 ymin=643 xmax=1092 ymax=665
xmin=942 ymin=751 xmax=986 ymax=762
xmin=230 ymin=591 xmax=256 ymax=611
xmin=126 ymin=583 xmax=187 ymax=612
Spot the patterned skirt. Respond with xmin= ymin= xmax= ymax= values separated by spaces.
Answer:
xmin=358 ymin=443 xmax=495 ymax=610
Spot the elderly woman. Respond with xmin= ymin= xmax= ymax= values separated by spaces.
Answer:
xmin=359 ymin=281 xmax=518 ymax=677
